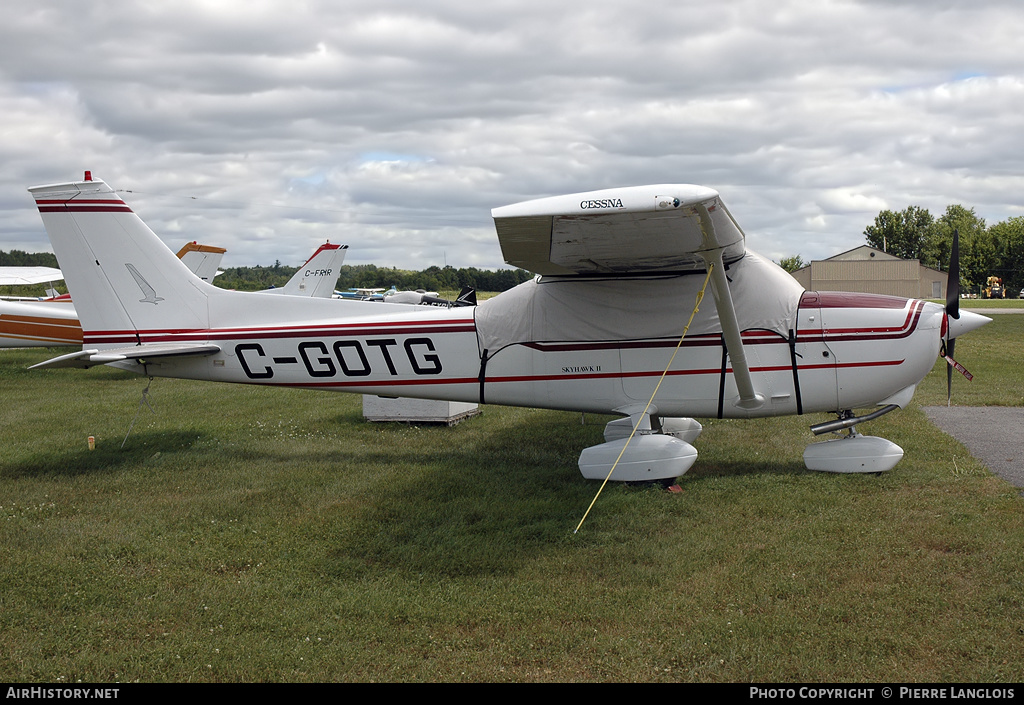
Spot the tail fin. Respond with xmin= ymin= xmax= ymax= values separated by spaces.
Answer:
xmin=455 ymin=286 xmax=477 ymax=307
xmin=29 ymin=173 xmax=213 ymax=344
xmin=272 ymin=242 xmax=348 ymax=298
xmin=176 ymin=242 xmax=226 ymax=283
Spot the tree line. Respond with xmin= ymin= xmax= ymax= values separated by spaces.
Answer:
xmin=214 ymin=262 xmax=534 ymax=293
xmin=779 ymin=205 xmax=1024 ymax=296
xmin=0 ymin=249 xmax=59 ymax=268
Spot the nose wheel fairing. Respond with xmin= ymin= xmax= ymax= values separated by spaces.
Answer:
xmin=803 ymin=432 xmax=904 ymax=474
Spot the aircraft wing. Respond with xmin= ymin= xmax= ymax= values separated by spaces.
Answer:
xmin=0 ymin=266 xmax=64 ymax=286
xmin=491 ymin=185 xmax=745 ymax=276
xmin=30 ymin=343 xmax=221 ymax=369
xmin=492 ymin=184 xmax=763 ymax=409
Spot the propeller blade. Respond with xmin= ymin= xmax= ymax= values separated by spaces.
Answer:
xmin=946 ymin=229 xmax=960 ymax=320
xmin=945 ymin=229 xmax=961 ymax=405
xmin=946 ymin=337 xmax=955 ymax=406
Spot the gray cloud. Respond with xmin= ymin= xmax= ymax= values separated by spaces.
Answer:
xmin=1 ymin=0 xmax=1022 ymax=271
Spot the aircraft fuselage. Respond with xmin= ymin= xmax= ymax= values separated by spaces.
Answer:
xmin=104 ymin=287 xmax=943 ymax=420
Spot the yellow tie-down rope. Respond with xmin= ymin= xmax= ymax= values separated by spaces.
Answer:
xmin=574 ymin=263 xmax=715 ymax=534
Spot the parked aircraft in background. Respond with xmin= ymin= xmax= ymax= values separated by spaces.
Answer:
xmin=175 ymin=242 xmax=225 ymax=284
xmin=27 ymin=173 xmax=988 ymax=480
xmin=0 ymin=266 xmax=64 ymax=288
xmin=0 ymin=298 xmax=79 ymax=347
xmin=261 ymin=242 xmax=347 ymax=298
xmin=336 ymin=287 xmax=388 ymax=300
xmin=383 ymin=286 xmax=477 ymax=308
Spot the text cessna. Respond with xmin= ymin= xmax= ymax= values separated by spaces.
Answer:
xmin=580 ymin=198 xmax=624 ymax=209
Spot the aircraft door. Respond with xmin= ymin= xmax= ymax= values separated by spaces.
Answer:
xmin=793 ymin=292 xmax=839 ymax=412
xmin=619 ymin=339 xmax=723 ymax=417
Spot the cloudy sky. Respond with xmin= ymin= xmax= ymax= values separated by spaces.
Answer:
xmin=1 ymin=0 xmax=1022 ymax=272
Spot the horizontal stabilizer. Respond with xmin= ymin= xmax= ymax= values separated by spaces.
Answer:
xmin=31 ymin=343 xmax=221 ymax=369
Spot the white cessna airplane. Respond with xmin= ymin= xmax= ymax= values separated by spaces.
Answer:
xmin=28 ymin=172 xmax=988 ymax=481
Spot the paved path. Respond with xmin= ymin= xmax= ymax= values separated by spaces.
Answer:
xmin=923 ymin=406 xmax=1024 ymax=488
xmin=923 ymin=309 xmax=1024 ymax=487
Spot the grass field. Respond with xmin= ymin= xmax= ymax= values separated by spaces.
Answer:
xmin=1 ymin=315 xmax=1023 ymax=682
xmin=955 ymin=299 xmax=1024 ymax=309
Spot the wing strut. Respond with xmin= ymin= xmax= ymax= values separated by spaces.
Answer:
xmin=695 ymin=204 xmax=765 ymax=410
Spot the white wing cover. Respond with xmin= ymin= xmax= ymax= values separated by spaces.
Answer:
xmin=492 ymin=185 xmax=745 ymax=275
xmin=475 ymin=251 xmax=802 ymax=353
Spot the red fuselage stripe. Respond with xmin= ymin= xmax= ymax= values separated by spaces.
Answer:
xmin=254 ymin=356 xmax=904 ymax=389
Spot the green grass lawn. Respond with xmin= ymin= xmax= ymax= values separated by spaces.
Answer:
xmin=916 ymin=311 xmax=1024 ymax=406
xmin=956 ymin=298 xmax=1024 ymax=309
xmin=1 ymin=319 xmax=1023 ymax=682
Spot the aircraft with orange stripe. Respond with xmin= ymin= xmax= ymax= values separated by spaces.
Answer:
xmin=27 ymin=172 xmax=988 ymax=479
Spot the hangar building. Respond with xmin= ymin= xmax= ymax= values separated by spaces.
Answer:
xmin=789 ymin=245 xmax=947 ymax=300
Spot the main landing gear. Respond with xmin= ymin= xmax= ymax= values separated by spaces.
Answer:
xmin=576 ymin=404 xmax=907 ymax=482
xmin=577 ymin=409 xmax=702 ymax=483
